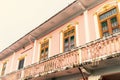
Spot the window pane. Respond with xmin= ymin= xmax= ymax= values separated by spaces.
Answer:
xmin=64 ymin=38 xmax=69 ymax=51
xmin=64 ymin=38 xmax=69 ymax=46
xmin=111 ymin=17 xmax=118 ymax=27
xmin=103 ymin=32 xmax=110 ymax=37
xmin=113 ymin=28 xmax=119 ymax=34
xmin=41 ymin=49 xmax=44 ymax=54
xmin=18 ymin=59 xmax=24 ymax=69
xmin=111 ymin=8 xmax=117 ymax=15
xmin=70 ymin=36 xmax=75 ymax=49
xmin=101 ymin=21 xmax=108 ymax=31
xmin=45 ymin=48 xmax=48 ymax=54
xmin=100 ymin=8 xmax=117 ymax=20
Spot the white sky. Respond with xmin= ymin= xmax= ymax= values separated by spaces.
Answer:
xmin=0 ymin=0 xmax=75 ymax=52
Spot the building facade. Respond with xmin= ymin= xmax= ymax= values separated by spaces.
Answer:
xmin=0 ymin=0 xmax=120 ymax=80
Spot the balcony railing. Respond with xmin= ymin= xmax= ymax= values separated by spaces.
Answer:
xmin=1 ymin=32 xmax=120 ymax=80
xmin=82 ymin=33 xmax=120 ymax=62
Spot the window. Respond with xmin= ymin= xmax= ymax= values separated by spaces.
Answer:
xmin=18 ymin=58 xmax=24 ymax=70
xmin=40 ymin=40 xmax=49 ymax=60
xmin=1 ymin=62 xmax=7 ymax=76
xmin=98 ymin=7 xmax=120 ymax=37
xmin=63 ymin=26 xmax=75 ymax=52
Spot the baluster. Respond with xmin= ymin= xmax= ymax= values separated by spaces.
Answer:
xmin=95 ymin=42 xmax=100 ymax=57
xmin=88 ymin=45 xmax=93 ymax=59
xmin=81 ymin=47 xmax=88 ymax=62
xmin=76 ymin=50 xmax=79 ymax=64
xmin=114 ymin=37 xmax=119 ymax=53
xmin=75 ymin=51 xmax=79 ymax=65
xmin=113 ymin=37 xmax=117 ymax=53
xmin=66 ymin=54 xmax=71 ymax=66
xmin=110 ymin=37 xmax=115 ymax=54
xmin=102 ymin=40 xmax=107 ymax=56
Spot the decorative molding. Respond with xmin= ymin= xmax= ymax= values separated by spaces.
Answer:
xmin=39 ymin=36 xmax=52 ymax=44
xmin=2 ymin=59 xmax=9 ymax=64
xmin=18 ymin=54 xmax=27 ymax=60
xmin=61 ymin=23 xmax=77 ymax=32
xmin=95 ymin=1 xmax=117 ymax=15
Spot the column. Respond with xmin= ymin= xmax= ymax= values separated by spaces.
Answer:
xmin=84 ymin=10 xmax=90 ymax=43
xmin=60 ymin=31 xmax=63 ymax=53
xmin=94 ymin=14 xmax=100 ymax=39
xmin=75 ymin=23 xmax=79 ymax=47
xmin=78 ymin=48 xmax=82 ymax=64
xmin=10 ymin=52 xmax=15 ymax=72
xmin=117 ymin=0 xmax=120 ymax=11
xmin=32 ymin=40 xmax=37 ymax=64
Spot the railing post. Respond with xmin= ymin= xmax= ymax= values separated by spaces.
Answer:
xmin=78 ymin=48 xmax=82 ymax=64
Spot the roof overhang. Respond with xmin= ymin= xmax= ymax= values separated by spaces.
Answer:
xmin=0 ymin=0 xmax=106 ymax=60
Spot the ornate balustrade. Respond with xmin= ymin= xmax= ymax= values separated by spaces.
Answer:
xmin=1 ymin=70 xmax=21 ymax=80
xmin=1 ymin=33 xmax=120 ymax=80
xmin=81 ymin=34 xmax=120 ymax=62
xmin=23 ymin=50 xmax=79 ymax=79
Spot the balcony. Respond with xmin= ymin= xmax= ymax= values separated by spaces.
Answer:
xmin=1 ymin=33 xmax=120 ymax=80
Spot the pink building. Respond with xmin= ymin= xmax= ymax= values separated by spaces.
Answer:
xmin=1 ymin=0 xmax=120 ymax=80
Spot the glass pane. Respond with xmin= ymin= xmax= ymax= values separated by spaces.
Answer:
xmin=103 ymin=32 xmax=109 ymax=37
xmin=111 ymin=8 xmax=117 ymax=15
xmin=64 ymin=38 xmax=69 ymax=46
xmin=18 ymin=59 xmax=24 ymax=69
xmin=70 ymin=36 xmax=75 ymax=49
xmin=41 ymin=50 xmax=44 ymax=54
xmin=70 ymin=36 xmax=74 ymax=44
xmin=64 ymin=38 xmax=69 ymax=51
xmin=113 ymin=28 xmax=119 ymax=34
xmin=99 ymin=8 xmax=117 ymax=20
xmin=45 ymin=48 xmax=48 ymax=54
xmin=101 ymin=21 xmax=108 ymax=31
xmin=111 ymin=17 xmax=118 ymax=27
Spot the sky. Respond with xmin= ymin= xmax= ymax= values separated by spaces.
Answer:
xmin=0 ymin=0 xmax=75 ymax=52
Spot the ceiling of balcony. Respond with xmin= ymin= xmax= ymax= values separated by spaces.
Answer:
xmin=0 ymin=0 xmax=106 ymax=60
xmin=83 ymin=53 xmax=120 ymax=71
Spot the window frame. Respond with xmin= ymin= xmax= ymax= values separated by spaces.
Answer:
xmin=40 ymin=39 xmax=49 ymax=60
xmin=63 ymin=26 xmax=76 ymax=52
xmin=97 ymin=6 xmax=120 ymax=37
xmin=18 ymin=58 xmax=25 ymax=70
xmin=1 ymin=62 xmax=7 ymax=76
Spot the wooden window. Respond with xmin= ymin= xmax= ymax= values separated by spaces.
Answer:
xmin=40 ymin=40 xmax=49 ymax=60
xmin=18 ymin=58 xmax=24 ymax=70
xmin=1 ymin=62 xmax=7 ymax=76
xmin=63 ymin=26 xmax=75 ymax=52
xmin=98 ymin=7 xmax=120 ymax=37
